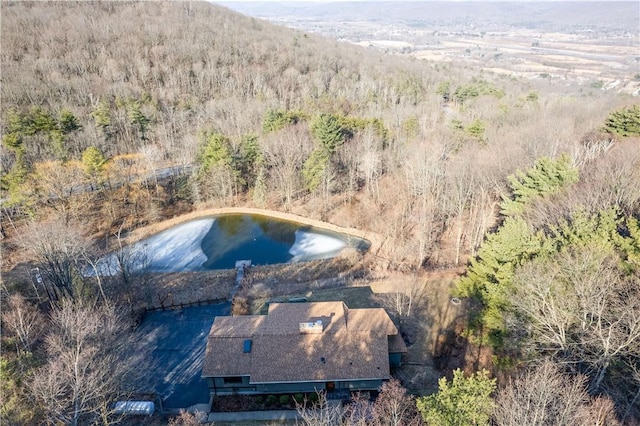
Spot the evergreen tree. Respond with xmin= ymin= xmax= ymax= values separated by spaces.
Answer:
xmin=310 ymin=113 xmax=347 ymax=153
xmin=196 ymin=131 xmax=239 ymax=200
xmin=81 ymin=146 xmax=107 ymax=182
xmin=262 ymin=109 xmax=304 ymax=133
xmin=27 ymin=107 xmax=57 ymax=135
xmin=603 ymin=104 xmax=640 ymax=137
xmin=436 ymin=81 xmax=451 ymax=102
xmin=340 ymin=116 xmax=385 ymax=140
xmin=465 ymin=119 xmax=486 ymax=143
xmin=126 ymin=99 xmax=150 ymax=141
xmin=49 ymin=130 xmax=67 ymax=161
xmin=235 ymin=134 xmax=262 ymax=189
xmin=452 ymin=80 xmax=504 ymax=105
xmin=1 ymin=111 xmax=31 ymax=206
xmin=91 ymin=100 xmax=112 ymax=139
xmin=3 ymin=107 xmax=74 ymax=161
xmin=198 ymin=131 xmax=232 ymax=173
xmin=456 ymin=217 xmax=542 ymax=344
xmin=58 ymin=109 xmax=81 ymax=133
xmin=547 ymin=207 xmax=620 ymax=253
xmin=453 ymin=84 xmax=480 ymax=104
xmin=0 ymin=157 xmax=32 ymax=208
xmin=617 ymin=216 xmax=640 ymax=271
xmin=302 ymin=148 xmax=330 ymax=192
xmin=525 ymin=90 xmax=539 ymax=102
xmin=500 ymin=154 xmax=578 ymax=216
xmin=544 ymin=207 xmax=640 ymax=273
xmin=417 ymin=369 xmax=496 ymax=426
xmin=2 ymin=132 xmax=23 ymax=153
xmin=6 ymin=108 xmax=26 ymax=135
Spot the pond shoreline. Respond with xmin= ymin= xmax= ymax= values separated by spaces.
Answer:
xmin=125 ymin=207 xmax=383 ymax=256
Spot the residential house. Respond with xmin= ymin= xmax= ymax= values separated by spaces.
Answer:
xmin=201 ymin=301 xmax=407 ymax=397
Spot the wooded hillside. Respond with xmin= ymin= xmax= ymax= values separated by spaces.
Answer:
xmin=1 ymin=1 xmax=639 ymax=424
xmin=2 ymin=1 xmax=633 ymax=269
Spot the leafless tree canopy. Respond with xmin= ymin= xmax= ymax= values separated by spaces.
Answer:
xmin=1 ymin=293 xmax=45 ymax=355
xmin=509 ymin=246 xmax=640 ymax=416
xmin=493 ymin=362 xmax=620 ymax=426
xmin=28 ymin=300 xmax=140 ymax=426
xmin=298 ymin=381 xmax=423 ymax=426
xmin=370 ymin=380 xmax=422 ymax=426
xmin=17 ymin=219 xmax=91 ymax=300
xmin=167 ymin=409 xmax=207 ymax=426
xmin=296 ymin=391 xmax=343 ymax=426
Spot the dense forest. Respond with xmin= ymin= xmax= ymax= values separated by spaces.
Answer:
xmin=1 ymin=1 xmax=639 ymax=425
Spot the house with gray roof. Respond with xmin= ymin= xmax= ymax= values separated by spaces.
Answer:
xmin=201 ymin=301 xmax=407 ymax=397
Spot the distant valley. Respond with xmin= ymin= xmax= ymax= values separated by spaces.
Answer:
xmin=219 ymin=1 xmax=640 ymax=95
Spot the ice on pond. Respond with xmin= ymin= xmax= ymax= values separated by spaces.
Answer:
xmin=288 ymin=230 xmax=347 ymax=262
xmin=92 ymin=218 xmax=215 ymax=275
xmin=90 ymin=215 xmax=362 ymax=276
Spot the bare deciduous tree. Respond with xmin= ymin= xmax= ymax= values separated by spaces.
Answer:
xmin=355 ymin=129 xmax=384 ymax=201
xmin=168 ymin=409 xmax=207 ymax=426
xmin=371 ymin=379 xmax=422 ymax=426
xmin=29 ymin=300 xmax=139 ymax=426
xmin=296 ymin=391 xmax=343 ymax=426
xmin=576 ymin=396 xmax=621 ymax=426
xmin=343 ymin=392 xmax=372 ymax=426
xmin=18 ymin=219 xmax=91 ymax=300
xmin=401 ymin=143 xmax=447 ymax=266
xmin=261 ymin=124 xmax=313 ymax=208
xmin=139 ymin=143 xmax=165 ymax=190
xmin=493 ymin=361 xmax=620 ymax=426
xmin=445 ymin=159 xmax=476 ymax=265
xmin=376 ymin=276 xmax=427 ymax=318
xmin=509 ymin=246 xmax=640 ymax=393
xmin=1 ymin=293 xmax=45 ymax=355
xmin=31 ymin=160 xmax=86 ymax=223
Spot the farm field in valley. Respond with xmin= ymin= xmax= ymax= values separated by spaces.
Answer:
xmin=221 ymin=1 xmax=640 ymax=95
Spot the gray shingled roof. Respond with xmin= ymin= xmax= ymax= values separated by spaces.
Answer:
xmin=202 ymin=301 xmax=405 ymax=383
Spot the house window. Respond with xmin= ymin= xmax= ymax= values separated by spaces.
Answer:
xmin=223 ymin=376 xmax=243 ymax=384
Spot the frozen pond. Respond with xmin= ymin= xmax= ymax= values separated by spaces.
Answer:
xmin=95 ymin=214 xmax=369 ymax=274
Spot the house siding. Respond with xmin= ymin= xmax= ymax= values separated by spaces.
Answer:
xmin=389 ymin=353 xmax=402 ymax=368
xmin=212 ymin=376 xmax=257 ymax=395
xmin=209 ymin=378 xmax=385 ymax=396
